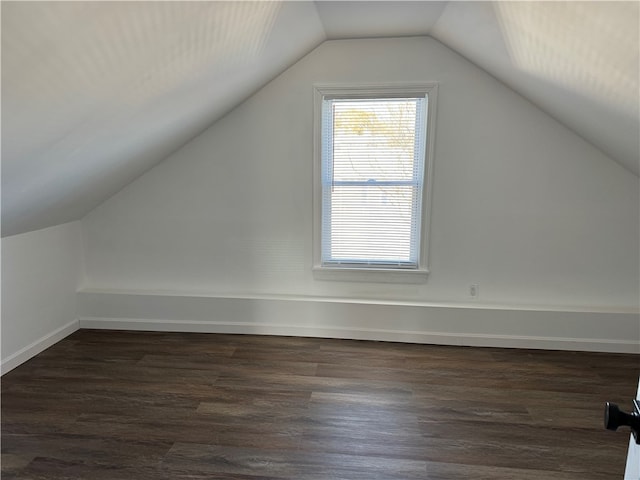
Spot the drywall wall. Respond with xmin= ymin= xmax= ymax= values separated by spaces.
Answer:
xmin=80 ymin=37 xmax=639 ymax=350
xmin=83 ymin=37 xmax=639 ymax=308
xmin=2 ymin=221 xmax=83 ymax=373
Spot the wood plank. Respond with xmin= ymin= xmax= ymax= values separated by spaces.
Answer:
xmin=2 ymin=330 xmax=637 ymax=479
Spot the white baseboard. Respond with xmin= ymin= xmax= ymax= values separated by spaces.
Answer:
xmin=4 ymin=293 xmax=635 ymax=376
xmin=77 ymin=316 xmax=640 ymax=353
xmin=1 ymin=319 xmax=79 ymax=375
xmin=77 ymin=291 xmax=640 ymax=353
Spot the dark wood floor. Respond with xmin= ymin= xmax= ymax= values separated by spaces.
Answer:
xmin=1 ymin=330 xmax=638 ymax=479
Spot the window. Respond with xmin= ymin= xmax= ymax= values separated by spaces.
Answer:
xmin=313 ymin=84 xmax=437 ymax=282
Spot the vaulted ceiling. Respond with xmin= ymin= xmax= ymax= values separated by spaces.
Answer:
xmin=2 ymin=1 xmax=638 ymax=237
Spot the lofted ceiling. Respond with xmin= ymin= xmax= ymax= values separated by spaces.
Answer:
xmin=2 ymin=1 xmax=638 ymax=237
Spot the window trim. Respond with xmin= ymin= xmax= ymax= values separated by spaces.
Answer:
xmin=312 ymin=83 xmax=438 ymax=283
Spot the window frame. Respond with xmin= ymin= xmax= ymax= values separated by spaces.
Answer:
xmin=312 ymin=83 xmax=438 ymax=283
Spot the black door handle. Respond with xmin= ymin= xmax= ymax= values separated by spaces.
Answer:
xmin=605 ymin=401 xmax=640 ymax=444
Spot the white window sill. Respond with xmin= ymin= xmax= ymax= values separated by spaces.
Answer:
xmin=312 ymin=266 xmax=429 ymax=284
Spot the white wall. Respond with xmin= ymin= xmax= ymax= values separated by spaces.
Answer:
xmin=80 ymin=37 xmax=639 ymax=351
xmin=2 ymin=221 xmax=83 ymax=373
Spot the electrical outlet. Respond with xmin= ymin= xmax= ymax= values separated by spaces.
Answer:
xmin=470 ymin=284 xmax=479 ymax=298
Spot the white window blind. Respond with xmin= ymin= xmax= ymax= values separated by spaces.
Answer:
xmin=320 ymin=96 xmax=428 ymax=269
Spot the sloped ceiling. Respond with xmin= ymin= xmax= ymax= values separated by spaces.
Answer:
xmin=2 ymin=1 xmax=638 ymax=237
